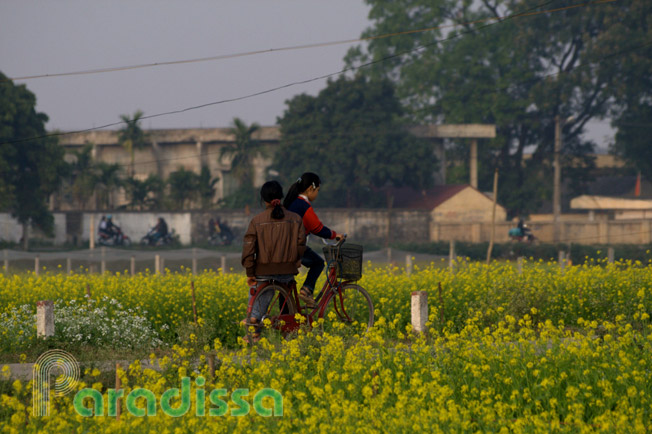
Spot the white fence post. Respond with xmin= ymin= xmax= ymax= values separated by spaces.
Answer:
xmin=406 ymin=255 xmax=413 ymax=277
xmin=221 ymin=255 xmax=226 ymax=275
xmin=449 ymin=240 xmax=456 ymax=273
xmin=411 ymin=291 xmax=428 ymax=334
xmin=36 ymin=300 xmax=55 ymax=338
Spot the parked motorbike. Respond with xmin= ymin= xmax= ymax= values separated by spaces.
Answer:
xmin=97 ymin=227 xmax=131 ymax=246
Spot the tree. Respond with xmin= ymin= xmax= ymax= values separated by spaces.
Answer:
xmin=346 ymin=0 xmax=651 ymax=215
xmin=64 ymin=143 xmax=97 ymax=209
xmin=221 ymin=118 xmax=264 ymax=189
xmin=167 ymin=167 xmax=200 ymax=209
xmin=197 ymin=166 xmax=219 ymax=209
xmin=93 ymin=162 xmax=123 ymax=210
xmin=124 ymin=174 xmax=164 ymax=211
xmin=273 ymin=75 xmax=436 ymax=207
xmin=0 ymin=71 xmax=67 ymax=248
xmin=118 ymin=110 xmax=149 ymax=177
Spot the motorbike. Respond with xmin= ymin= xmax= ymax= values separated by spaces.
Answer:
xmin=97 ymin=227 xmax=131 ymax=246
xmin=508 ymin=226 xmax=537 ymax=243
xmin=140 ymin=227 xmax=176 ymax=247
xmin=208 ymin=219 xmax=235 ymax=246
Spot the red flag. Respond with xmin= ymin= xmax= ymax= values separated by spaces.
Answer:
xmin=635 ymin=172 xmax=641 ymax=196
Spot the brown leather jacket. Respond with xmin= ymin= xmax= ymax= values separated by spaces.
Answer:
xmin=241 ymin=206 xmax=306 ymax=277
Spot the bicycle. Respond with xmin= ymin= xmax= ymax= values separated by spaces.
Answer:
xmin=242 ymin=235 xmax=374 ymax=341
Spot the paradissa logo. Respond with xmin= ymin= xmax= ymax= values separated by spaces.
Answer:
xmin=73 ymin=377 xmax=283 ymax=417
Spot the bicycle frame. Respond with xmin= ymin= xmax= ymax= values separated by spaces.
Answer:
xmin=245 ymin=241 xmax=355 ymax=334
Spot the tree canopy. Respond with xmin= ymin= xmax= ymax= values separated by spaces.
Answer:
xmin=346 ymin=0 xmax=652 ymax=215
xmin=0 ymin=71 xmax=66 ymax=242
xmin=273 ymin=75 xmax=436 ymax=207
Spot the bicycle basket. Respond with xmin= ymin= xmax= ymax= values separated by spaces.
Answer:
xmin=323 ymin=243 xmax=363 ymax=281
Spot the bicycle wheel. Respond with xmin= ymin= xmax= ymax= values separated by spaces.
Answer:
xmin=321 ymin=284 xmax=374 ymax=332
xmin=246 ymin=284 xmax=298 ymax=332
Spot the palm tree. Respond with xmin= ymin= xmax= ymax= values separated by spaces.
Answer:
xmin=167 ymin=167 xmax=200 ymax=210
xmin=220 ymin=118 xmax=264 ymax=189
xmin=93 ymin=162 xmax=123 ymax=209
xmin=66 ymin=143 xmax=97 ymax=208
xmin=124 ymin=174 xmax=163 ymax=211
xmin=118 ymin=110 xmax=148 ymax=177
xmin=197 ymin=166 xmax=219 ymax=209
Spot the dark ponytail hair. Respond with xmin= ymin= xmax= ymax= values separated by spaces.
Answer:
xmin=283 ymin=172 xmax=321 ymax=208
xmin=260 ymin=180 xmax=285 ymax=219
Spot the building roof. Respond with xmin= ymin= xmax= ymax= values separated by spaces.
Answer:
xmin=571 ymin=195 xmax=652 ymax=210
xmin=391 ymin=185 xmax=475 ymax=210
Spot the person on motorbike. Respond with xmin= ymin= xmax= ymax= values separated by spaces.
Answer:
xmin=152 ymin=217 xmax=168 ymax=244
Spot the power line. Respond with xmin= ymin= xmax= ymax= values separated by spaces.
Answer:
xmin=4 ymin=0 xmax=615 ymax=83
xmin=0 ymin=0 xmax=619 ymax=147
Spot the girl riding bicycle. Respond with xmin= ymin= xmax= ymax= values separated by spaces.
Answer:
xmin=284 ymin=172 xmax=341 ymax=308
xmin=241 ymin=181 xmax=306 ymax=340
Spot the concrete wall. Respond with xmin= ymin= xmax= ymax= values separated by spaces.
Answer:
xmin=4 ymin=212 xmax=652 ymax=246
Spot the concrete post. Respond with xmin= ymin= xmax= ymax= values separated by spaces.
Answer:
xmin=411 ymin=291 xmax=428 ymax=334
xmin=89 ymin=214 xmax=95 ymax=250
xmin=66 ymin=257 xmax=71 ymax=274
xmin=192 ymin=248 xmax=197 ymax=275
xmin=130 ymin=256 xmax=136 ymax=276
xmin=3 ymin=249 xmax=7 ymax=274
xmin=101 ymin=246 xmax=106 ymax=274
xmin=155 ymin=255 xmax=161 ymax=275
xmin=35 ymin=255 xmax=40 ymax=276
xmin=449 ymin=240 xmax=456 ymax=273
xmin=607 ymin=247 xmax=614 ymax=264
xmin=406 ymin=255 xmax=413 ymax=277
xmin=36 ymin=300 xmax=54 ymax=338
xmin=386 ymin=248 xmax=392 ymax=265
xmin=558 ymin=251 xmax=566 ymax=270
xmin=470 ymin=139 xmax=478 ymax=189
xmin=517 ymin=256 xmax=524 ymax=274
xmin=221 ymin=255 xmax=226 ymax=275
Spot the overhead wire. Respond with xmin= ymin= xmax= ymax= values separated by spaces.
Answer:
xmin=0 ymin=0 xmax=619 ymax=147
xmin=3 ymin=0 xmax=615 ymax=83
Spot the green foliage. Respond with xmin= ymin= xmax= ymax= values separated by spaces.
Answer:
xmin=118 ymin=110 xmax=149 ymax=177
xmin=274 ymin=75 xmax=436 ymax=207
xmin=348 ymin=0 xmax=652 ymax=215
xmin=395 ymin=240 xmax=652 ymax=265
xmin=0 ymin=71 xmax=66 ymax=235
xmin=197 ymin=166 xmax=219 ymax=209
xmin=218 ymin=183 xmax=260 ymax=210
xmin=167 ymin=167 xmax=200 ymax=209
xmin=612 ymin=103 xmax=652 ymax=175
xmin=93 ymin=161 xmax=123 ymax=210
xmin=221 ymin=118 xmax=264 ymax=189
xmin=124 ymin=174 xmax=164 ymax=211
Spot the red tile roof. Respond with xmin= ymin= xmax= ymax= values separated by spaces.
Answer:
xmin=391 ymin=185 xmax=471 ymax=210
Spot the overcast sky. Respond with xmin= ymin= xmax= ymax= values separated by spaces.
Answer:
xmin=0 ymin=0 xmax=612 ymax=148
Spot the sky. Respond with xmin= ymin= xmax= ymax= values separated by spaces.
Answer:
xmin=0 ymin=0 xmax=613 ymax=149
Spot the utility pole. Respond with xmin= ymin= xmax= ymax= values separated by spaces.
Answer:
xmin=553 ymin=116 xmax=561 ymax=243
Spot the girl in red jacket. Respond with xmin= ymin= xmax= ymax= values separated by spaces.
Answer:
xmin=284 ymin=172 xmax=341 ymax=308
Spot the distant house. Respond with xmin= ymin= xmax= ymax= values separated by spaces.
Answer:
xmin=391 ymin=185 xmax=507 ymax=222
xmin=570 ymin=195 xmax=652 ymax=220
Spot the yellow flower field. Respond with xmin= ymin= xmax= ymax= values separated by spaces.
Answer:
xmin=0 ymin=258 xmax=651 ymax=432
